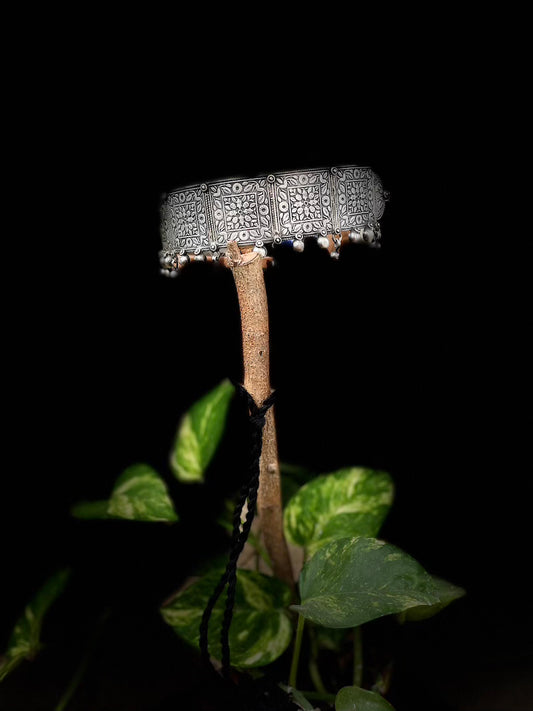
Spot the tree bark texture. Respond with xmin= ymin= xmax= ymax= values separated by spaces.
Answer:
xmin=227 ymin=242 xmax=294 ymax=587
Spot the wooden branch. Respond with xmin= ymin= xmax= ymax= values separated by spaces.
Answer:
xmin=227 ymin=241 xmax=294 ymax=587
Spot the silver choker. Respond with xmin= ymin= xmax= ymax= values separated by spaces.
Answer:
xmin=159 ymin=165 xmax=388 ymax=272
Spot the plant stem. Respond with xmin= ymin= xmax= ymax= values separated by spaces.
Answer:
xmin=289 ymin=613 xmax=305 ymax=689
xmin=353 ymin=625 xmax=363 ymax=687
xmin=54 ymin=650 xmax=91 ymax=711
xmin=300 ymin=690 xmax=337 ymax=703
xmin=308 ymin=624 xmax=328 ymax=694
xmin=227 ymin=242 xmax=293 ymax=587
xmin=309 ymin=657 xmax=328 ymax=695
xmin=54 ymin=609 xmax=110 ymax=711
xmin=70 ymin=500 xmax=110 ymax=519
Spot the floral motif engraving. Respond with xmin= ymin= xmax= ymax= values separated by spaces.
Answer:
xmin=223 ymin=194 xmax=259 ymax=230
xmin=288 ymin=185 xmax=322 ymax=223
xmin=210 ymin=179 xmax=272 ymax=244
xmin=174 ymin=201 xmax=199 ymax=238
xmin=336 ymin=167 xmax=375 ymax=230
xmin=160 ymin=188 xmax=209 ymax=252
xmin=373 ymin=173 xmax=386 ymax=220
xmin=275 ymin=170 xmax=333 ymax=238
xmin=346 ymin=180 xmax=370 ymax=217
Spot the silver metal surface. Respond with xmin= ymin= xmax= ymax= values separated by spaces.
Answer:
xmin=159 ymin=165 xmax=387 ymax=271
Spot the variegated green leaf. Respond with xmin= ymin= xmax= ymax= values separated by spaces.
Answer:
xmin=71 ymin=464 xmax=178 ymax=522
xmin=284 ymin=468 xmax=394 ymax=555
xmin=292 ymin=537 xmax=439 ymax=628
xmin=161 ymin=568 xmax=293 ymax=668
xmin=280 ymin=462 xmax=317 ymax=506
xmin=336 ymin=685 xmax=395 ymax=711
xmin=0 ymin=569 xmax=70 ymax=682
xmin=107 ymin=464 xmax=178 ymax=521
xmin=170 ymin=379 xmax=235 ymax=483
xmin=281 ymin=475 xmax=302 ymax=507
xmin=399 ymin=576 xmax=465 ymax=622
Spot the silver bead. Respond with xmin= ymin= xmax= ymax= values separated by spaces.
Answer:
xmin=317 ymin=236 xmax=329 ymax=249
xmin=169 ymin=269 xmax=180 ymax=278
xmin=253 ymin=246 xmax=267 ymax=258
xmin=164 ymin=255 xmax=173 ymax=266
xmin=362 ymin=227 xmax=376 ymax=243
xmin=178 ymin=255 xmax=189 ymax=266
xmin=160 ymin=268 xmax=170 ymax=277
xmin=195 ymin=254 xmax=205 ymax=262
xmin=209 ymin=242 xmax=218 ymax=252
xmin=330 ymin=251 xmax=340 ymax=260
xmin=293 ymin=239 xmax=305 ymax=252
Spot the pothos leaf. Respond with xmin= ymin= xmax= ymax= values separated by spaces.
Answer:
xmin=161 ymin=568 xmax=293 ymax=668
xmin=170 ymin=379 xmax=235 ymax=483
xmin=335 ymin=685 xmax=396 ymax=711
xmin=0 ymin=569 xmax=70 ymax=682
xmin=71 ymin=464 xmax=178 ymax=522
xmin=284 ymin=468 xmax=394 ymax=555
xmin=292 ymin=537 xmax=439 ymax=628
xmin=398 ymin=576 xmax=465 ymax=622
xmin=107 ymin=464 xmax=178 ymax=521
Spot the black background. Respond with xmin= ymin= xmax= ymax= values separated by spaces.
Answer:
xmin=1 ymin=17 xmax=530 ymax=711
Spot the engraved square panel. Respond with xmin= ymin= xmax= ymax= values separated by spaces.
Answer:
xmin=161 ymin=186 xmax=208 ymax=252
xmin=209 ymin=178 xmax=273 ymax=245
xmin=336 ymin=166 xmax=374 ymax=230
xmin=273 ymin=169 xmax=333 ymax=239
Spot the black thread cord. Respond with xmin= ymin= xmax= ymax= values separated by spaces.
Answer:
xmin=199 ymin=383 xmax=276 ymax=679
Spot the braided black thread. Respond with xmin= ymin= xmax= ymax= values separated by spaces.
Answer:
xmin=220 ymin=475 xmax=259 ymax=675
xmin=198 ymin=453 xmax=255 ymax=669
xmin=221 ymin=387 xmax=276 ymax=677
xmin=198 ymin=394 xmax=254 ymax=669
xmin=198 ymin=477 xmax=251 ymax=671
xmin=199 ymin=383 xmax=276 ymax=679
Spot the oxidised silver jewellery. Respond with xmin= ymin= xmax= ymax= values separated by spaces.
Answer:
xmin=159 ymin=165 xmax=388 ymax=274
